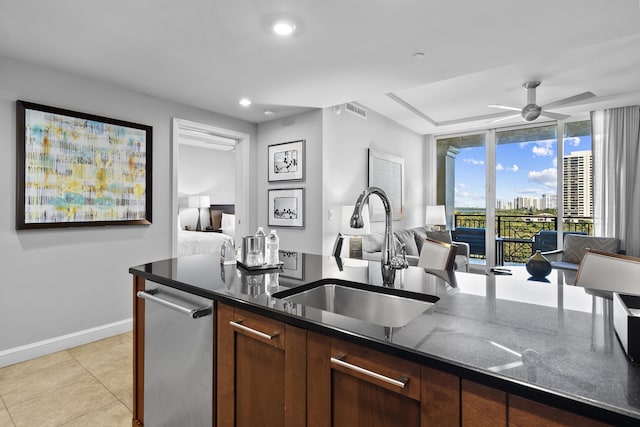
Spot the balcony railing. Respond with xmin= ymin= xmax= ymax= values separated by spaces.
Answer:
xmin=454 ymin=213 xmax=594 ymax=264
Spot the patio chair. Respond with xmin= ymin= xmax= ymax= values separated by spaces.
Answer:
xmin=542 ymin=234 xmax=620 ymax=272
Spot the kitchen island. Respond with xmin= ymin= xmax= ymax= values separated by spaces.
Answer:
xmin=130 ymin=252 xmax=640 ymax=426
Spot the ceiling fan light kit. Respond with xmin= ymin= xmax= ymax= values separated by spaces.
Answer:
xmin=489 ymin=80 xmax=595 ymax=123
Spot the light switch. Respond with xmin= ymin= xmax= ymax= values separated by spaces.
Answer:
xmin=328 ymin=209 xmax=334 ymax=220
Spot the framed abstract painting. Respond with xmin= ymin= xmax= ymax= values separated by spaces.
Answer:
xmin=268 ymin=139 xmax=305 ymax=182
xmin=16 ymin=100 xmax=153 ymax=229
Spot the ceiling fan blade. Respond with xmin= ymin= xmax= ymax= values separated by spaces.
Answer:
xmin=540 ymin=111 xmax=570 ymax=120
xmin=489 ymin=113 xmax=520 ymax=124
xmin=488 ymin=104 xmax=521 ymax=112
xmin=541 ymin=91 xmax=596 ymax=109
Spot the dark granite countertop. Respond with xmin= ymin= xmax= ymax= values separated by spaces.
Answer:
xmin=130 ymin=252 xmax=640 ymax=425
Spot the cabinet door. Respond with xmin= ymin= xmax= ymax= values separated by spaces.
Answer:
xmin=509 ymin=395 xmax=611 ymax=427
xmin=308 ymin=333 xmax=422 ymax=427
xmin=461 ymin=380 xmax=507 ymax=427
xmin=421 ymin=366 xmax=460 ymax=426
xmin=217 ymin=304 xmax=306 ymax=427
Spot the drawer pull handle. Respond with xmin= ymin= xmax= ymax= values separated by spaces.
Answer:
xmin=330 ymin=353 xmax=409 ymax=389
xmin=230 ymin=320 xmax=279 ymax=340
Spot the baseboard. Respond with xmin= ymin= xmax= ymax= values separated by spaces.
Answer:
xmin=0 ymin=318 xmax=132 ymax=368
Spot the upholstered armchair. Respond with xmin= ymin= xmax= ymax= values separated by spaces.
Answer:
xmin=542 ymin=234 xmax=621 ymax=271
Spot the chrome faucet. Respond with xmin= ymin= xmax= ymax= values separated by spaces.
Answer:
xmin=351 ymin=187 xmax=407 ymax=285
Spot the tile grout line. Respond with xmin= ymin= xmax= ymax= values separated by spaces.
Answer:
xmin=1 ymin=335 xmax=133 ymax=425
xmin=66 ymin=347 xmax=133 ymax=416
xmin=0 ymin=351 xmax=93 ymax=425
xmin=58 ymin=399 xmax=127 ymax=427
xmin=1 ymin=395 xmax=17 ymax=427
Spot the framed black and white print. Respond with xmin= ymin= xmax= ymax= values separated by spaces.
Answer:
xmin=268 ymin=188 xmax=304 ymax=228
xmin=279 ymin=250 xmax=304 ymax=280
xmin=268 ymin=140 xmax=305 ymax=182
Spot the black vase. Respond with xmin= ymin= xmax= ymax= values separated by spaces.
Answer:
xmin=526 ymin=250 xmax=552 ymax=279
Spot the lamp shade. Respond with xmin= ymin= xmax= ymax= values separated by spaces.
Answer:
xmin=341 ymin=205 xmax=370 ymax=235
xmin=188 ymin=195 xmax=211 ymax=209
xmin=426 ymin=205 xmax=446 ymax=226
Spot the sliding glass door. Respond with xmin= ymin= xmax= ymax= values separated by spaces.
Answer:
xmin=436 ymin=120 xmax=592 ymax=268
xmin=495 ymin=125 xmax=557 ymax=264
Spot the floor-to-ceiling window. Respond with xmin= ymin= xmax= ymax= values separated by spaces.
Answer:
xmin=436 ymin=132 xmax=488 ymax=265
xmin=562 ymin=120 xmax=593 ymax=236
xmin=494 ymin=124 xmax=557 ymax=264
xmin=436 ymin=120 xmax=593 ymax=267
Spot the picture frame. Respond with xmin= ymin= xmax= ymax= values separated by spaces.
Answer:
xmin=268 ymin=140 xmax=305 ymax=182
xmin=279 ymin=250 xmax=304 ymax=280
xmin=16 ymin=100 xmax=152 ymax=229
xmin=268 ymin=188 xmax=304 ymax=228
xmin=368 ymin=149 xmax=405 ymax=222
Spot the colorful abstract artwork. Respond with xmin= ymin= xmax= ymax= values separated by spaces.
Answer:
xmin=16 ymin=101 xmax=152 ymax=229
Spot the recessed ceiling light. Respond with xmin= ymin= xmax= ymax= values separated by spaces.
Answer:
xmin=412 ymin=52 xmax=425 ymax=60
xmin=272 ymin=19 xmax=296 ymax=36
xmin=264 ymin=110 xmax=276 ymax=116
xmin=238 ymin=98 xmax=252 ymax=107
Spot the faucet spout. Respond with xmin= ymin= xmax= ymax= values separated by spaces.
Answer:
xmin=351 ymin=187 xmax=405 ymax=285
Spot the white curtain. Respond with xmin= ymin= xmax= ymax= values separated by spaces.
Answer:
xmin=591 ymin=105 xmax=640 ymax=256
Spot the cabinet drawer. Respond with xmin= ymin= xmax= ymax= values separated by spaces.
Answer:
xmin=228 ymin=307 xmax=285 ymax=349
xmin=330 ymin=339 xmax=421 ymax=400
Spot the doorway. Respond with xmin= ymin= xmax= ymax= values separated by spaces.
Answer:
xmin=171 ymin=118 xmax=250 ymax=257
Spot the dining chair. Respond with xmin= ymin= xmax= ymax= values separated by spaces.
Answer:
xmin=575 ymin=250 xmax=640 ymax=296
xmin=417 ymin=238 xmax=458 ymax=270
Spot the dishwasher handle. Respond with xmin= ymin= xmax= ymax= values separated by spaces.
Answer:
xmin=137 ymin=290 xmax=212 ymax=319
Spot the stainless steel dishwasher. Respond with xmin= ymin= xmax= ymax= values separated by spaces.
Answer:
xmin=137 ymin=282 xmax=213 ymax=427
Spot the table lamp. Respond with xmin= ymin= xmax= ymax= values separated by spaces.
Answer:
xmin=426 ymin=205 xmax=446 ymax=231
xmin=188 ymin=195 xmax=210 ymax=231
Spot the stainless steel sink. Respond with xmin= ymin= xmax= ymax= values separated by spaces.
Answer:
xmin=273 ymin=281 xmax=438 ymax=328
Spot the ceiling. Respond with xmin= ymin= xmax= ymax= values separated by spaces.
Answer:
xmin=2 ymin=1 xmax=640 ymax=135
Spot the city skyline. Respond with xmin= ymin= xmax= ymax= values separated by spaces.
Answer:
xmin=455 ymin=135 xmax=592 ymax=209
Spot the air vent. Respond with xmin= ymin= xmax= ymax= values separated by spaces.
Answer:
xmin=345 ymin=102 xmax=367 ymax=119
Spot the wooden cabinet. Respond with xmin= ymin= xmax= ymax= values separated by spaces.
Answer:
xmin=509 ymin=395 xmax=610 ymax=427
xmin=307 ymin=332 xmax=459 ymax=427
xmin=421 ymin=366 xmax=460 ymax=426
xmin=132 ymin=281 xmax=616 ymax=426
xmin=217 ymin=304 xmax=306 ymax=427
xmin=462 ymin=380 xmax=507 ymax=427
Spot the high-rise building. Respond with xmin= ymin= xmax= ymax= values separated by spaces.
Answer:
xmin=541 ymin=194 xmax=557 ymax=210
xmin=563 ymin=150 xmax=592 ymax=217
xmin=514 ymin=196 xmax=540 ymax=210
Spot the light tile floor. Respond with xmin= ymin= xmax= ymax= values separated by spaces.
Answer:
xmin=0 ymin=332 xmax=132 ymax=427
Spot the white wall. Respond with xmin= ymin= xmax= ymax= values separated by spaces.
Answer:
xmin=178 ymin=144 xmax=236 ymax=229
xmin=256 ymin=111 xmax=323 ymax=254
xmin=0 ymin=56 xmax=256 ymax=356
xmin=321 ymin=107 xmax=426 ymax=254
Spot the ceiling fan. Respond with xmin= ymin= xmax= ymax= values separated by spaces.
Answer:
xmin=488 ymin=81 xmax=595 ymax=123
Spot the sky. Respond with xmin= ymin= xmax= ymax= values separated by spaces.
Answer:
xmin=455 ymin=135 xmax=592 ymax=208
